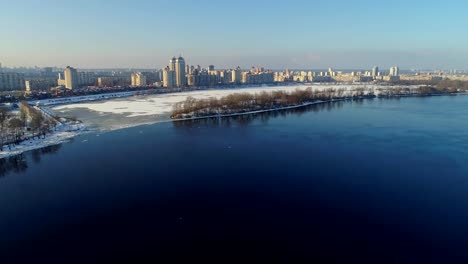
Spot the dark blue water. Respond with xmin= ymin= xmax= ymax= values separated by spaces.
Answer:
xmin=2 ymin=96 xmax=468 ymax=263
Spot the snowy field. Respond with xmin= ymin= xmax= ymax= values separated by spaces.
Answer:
xmin=51 ymin=84 xmax=402 ymax=125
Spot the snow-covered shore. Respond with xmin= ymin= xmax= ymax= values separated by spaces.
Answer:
xmin=0 ymin=124 xmax=86 ymax=159
xmin=52 ymin=84 xmax=408 ymax=118
xmin=170 ymin=99 xmax=337 ymax=122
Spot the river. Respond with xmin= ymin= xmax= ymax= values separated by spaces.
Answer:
xmin=1 ymin=95 xmax=468 ymax=262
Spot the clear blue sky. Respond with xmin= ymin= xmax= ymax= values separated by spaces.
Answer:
xmin=1 ymin=0 xmax=467 ymax=69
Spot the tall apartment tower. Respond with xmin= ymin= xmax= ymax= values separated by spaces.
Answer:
xmin=131 ymin=72 xmax=147 ymax=86
xmin=64 ymin=66 xmax=78 ymax=89
xmin=163 ymin=67 xmax=176 ymax=88
xmin=231 ymin=66 xmax=242 ymax=84
xmin=372 ymin=66 xmax=379 ymax=77
xmin=389 ymin=66 xmax=400 ymax=77
xmin=175 ymin=56 xmax=186 ymax=88
xmin=169 ymin=57 xmax=176 ymax=71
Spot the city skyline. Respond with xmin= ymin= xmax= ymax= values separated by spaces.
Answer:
xmin=2 ymin=0 xmax=468 ymax=69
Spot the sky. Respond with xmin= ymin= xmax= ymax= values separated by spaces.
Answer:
xmin=1 ymin=0 xmax=468 ymax=70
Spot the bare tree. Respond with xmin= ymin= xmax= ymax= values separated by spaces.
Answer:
xmin=0 ymin=107 xmax=8 ymax=130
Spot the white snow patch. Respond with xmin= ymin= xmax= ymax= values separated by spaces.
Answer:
xmin=1 ymin=131 xmax=83 ymax=159
xmin=51 ymin=84 xmax=401 ymax=117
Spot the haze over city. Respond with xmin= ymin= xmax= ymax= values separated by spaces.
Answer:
xmin=2 ymin=0 xmax=468 ymax=69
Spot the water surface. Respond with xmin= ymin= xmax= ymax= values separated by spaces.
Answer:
xmin=2 ymin=95 xmax=468 ymax=263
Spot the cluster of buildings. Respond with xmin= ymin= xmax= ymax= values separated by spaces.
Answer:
xmin=3 ymin=58 xmax=468 ymax=93
xmin=272 ymin=66 xmax=401 ymax=83
xmin=0 ymin=60 xmax=404 ymax=93
xmin=57 ymin=66 xmax=96 ymax=89
xmin=160 ymin=57 xmax=274 ymax=88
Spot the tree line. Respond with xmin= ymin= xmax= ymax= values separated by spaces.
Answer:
xmin=0 ymin=102 xmax=57 ymax=151
xmin=172 ymin=85 xmax=466 ymax=119
xmin=171 ymin=87 xmax=372 ymax=119
xmin=391 ymin=79 xmax=468 ymax=91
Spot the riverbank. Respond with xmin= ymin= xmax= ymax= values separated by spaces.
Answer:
xmin=171 ymin=92 xmax=466 ymax=122
xmin=0 ymin=122 xmax=87 ymax=159
xmin=171 ymin=99 xmax=338 ymax=122
xmin=170 ymin=88 xmax=466 ymax=120
xmin=1 ymin=86 xmax=463 ymax=159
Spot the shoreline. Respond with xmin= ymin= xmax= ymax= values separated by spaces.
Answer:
xmin=0 ymin=127 xmax=88 ymax=160
xmin=28 ymin=83 xmax=303 ymax=107
xmin=170 ymin=99 xmax=341 ymax=122
xmin=170 ymin=92 xmax=467 ymax=122
xmin=1 ymin=92 xmax=465 ymax=159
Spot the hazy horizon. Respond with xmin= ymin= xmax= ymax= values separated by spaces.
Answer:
xmin=2 ymin=0 xmax=468 ymax=70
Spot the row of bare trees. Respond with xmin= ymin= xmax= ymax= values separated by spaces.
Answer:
xmin=172 ymin=87 xmax=373 ymax=119
xmin=172 ymin=84 xmax=466 ymax=119
xmin=0 ymin=102 xmax=56 ymax=151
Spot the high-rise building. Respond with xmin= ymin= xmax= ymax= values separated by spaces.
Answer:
xmin=169 ymin=57 xmax=176 ymax=71
xmin=389 ymin=66 xmax=400 ymax=76
xmin=131 ymin=72 xmax=147 ymax=86
xmin=64 ymin=66 xmax=78 ymax=89
xmin=175 ymin=56 xmax=186 ymax=88
xmin=231 ymin=66 xmax=242 ymax=84
xmin=163 ymin=67 xmax=176 ymax=88
xmin=372 ymin=66 xmax=379 ymax=77
xmin=187 ymin=74 xmax=196 ymax=87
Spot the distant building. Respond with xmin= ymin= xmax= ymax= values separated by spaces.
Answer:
xmin=187 ymin=74 xmax=196 ymax=87
xmin=24 ymin=78 xmax=57 ymax=92
xmin=97 ymin=76 xmax=130 ymax=87
xmin=383 ymin=75 xmax=400 ymax=82
xmin=141 ymin=71 xmax=161 ymax=84
xmin=131 ymin=72 xmax=147 ymax=86
xmin=219 ymin=70 xmax=231 ymax=84
xmin=0 ymin=72 xmax=26 ymax=91
xmin=311 ymin=75 xmax=333 ymax=83
xmin=42 ymin=67 xmax=55 ymax=77
xmin=78 ymin=72 xmax=95 ymax=87
xmin=372 ymin=66 xmax=379 ymax=77
xmin=169 ymin=57 xmax=176 ymax=71
xmin=389 ymin=66 xmax=400 ymax=77
xmin=175 ymin=57 xmax=186 ymax=88
xmin=231 ymin=67 xmax=242 ymax=84
xmin=163 ymin=67 xmax=176 ymax=88
xmin=64 ymin=66 xmax=78 ymax=89
xmin=241 ymin=71 xmax=274 ymax=84
xmin=360 ymin=76 xmax=374 ymax=82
